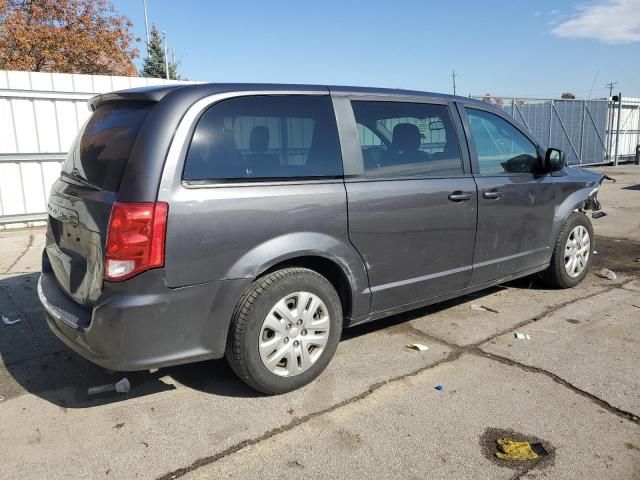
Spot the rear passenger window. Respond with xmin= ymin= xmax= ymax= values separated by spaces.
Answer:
xmin=183 ymin=95 xmax=343 ymax=181
xmin=352 ymin=101 xmax=463 ymax=178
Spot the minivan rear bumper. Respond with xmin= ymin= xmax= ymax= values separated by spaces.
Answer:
xmin=38 ymin=268 xmax=248 ymax=371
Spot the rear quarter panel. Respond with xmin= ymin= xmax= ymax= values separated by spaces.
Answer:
xmin=163 ymin=182 xmax=370 ymax=317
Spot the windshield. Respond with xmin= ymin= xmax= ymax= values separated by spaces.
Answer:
xmin=63 ymin=102 xmax=152 ymax=191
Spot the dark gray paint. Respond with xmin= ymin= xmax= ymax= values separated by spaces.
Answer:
xmin=345 ymin=177 xmax=478 ymax=311
xmin=45 ymin=179 xmax=113 ymax=306
xmin=471 ymin=174 xmax=557 ymax=283
xmin=456 ymin=101 xmax=600 ymax=284
xmin=163 ymin=180 xmax=371 ymax=319
xmin=39 ymin=83 xmax=604 ymax=372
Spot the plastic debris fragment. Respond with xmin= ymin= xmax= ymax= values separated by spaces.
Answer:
xmin=514 ymin=333 xmax=531 ymax=340
xmin=88 ymin=378 xmax=131 ymax=396
xmin=495 ymin=438 xmax=547 ymax=461
xmin=434 ymin=385 xmax=444 ymax=391
xmin=2 ymin=314 xmax=21 ymax=325
xmin=471 ymin=304 xmax=499 ymax=313
xmin=406 ymin=343 xmax=429 ymax=351
xmin=596 ymin=268 xmax=617 ymax=280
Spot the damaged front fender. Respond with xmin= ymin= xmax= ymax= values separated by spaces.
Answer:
xmin=583 ymin=173 xmax=614 ymax=218
xmin=549 ymin=168 xmax=613 ymax=249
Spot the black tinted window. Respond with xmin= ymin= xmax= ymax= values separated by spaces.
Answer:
xmin=352 ymin=101 xmax=463 ymax=178
xmin=63 ymin=102 xmax=151 ymax=191
xmin=466 ymin=108 xmax=540 ymax=174
xmin=184 ymin=95 xmax=342 ymax=181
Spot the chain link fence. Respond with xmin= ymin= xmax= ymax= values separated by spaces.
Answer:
xmin=473 ymin=95 xmax=640 ymax=166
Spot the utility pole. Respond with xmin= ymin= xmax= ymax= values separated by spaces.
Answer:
xmin=605 ymin=81 xmax=618 ymax=161
xmin=162 ymin=30 xmax=169 ymax=79
xmin=452 ymin=69 xmax=456 ymax=96
xmin=142 ymin=0 xmax=150 ymax=55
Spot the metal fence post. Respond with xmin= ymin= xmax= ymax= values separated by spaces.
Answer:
xmin=614 ymin=92 xmax=622 ymax=166
xmin=637 ymin=105 xmax=640 ymax=163
xmin=606 ymin=98 xmax=614 ymax=162
xmin=579 ymin=100 xmax=586 ymax=163
xmin=549 ymin=100 xmax=553 ymax=146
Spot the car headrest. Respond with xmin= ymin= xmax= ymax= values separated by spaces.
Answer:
xmin=392 ymin=123 xmax=421 ymax=152
xmin=249 ymin=126 xmax=269 ymax=153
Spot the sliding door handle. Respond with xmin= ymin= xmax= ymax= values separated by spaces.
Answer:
xmin=448 ymin=191 xmax=473 ymax=202
xmin=483 ymin=190 xmax=504 ymax=200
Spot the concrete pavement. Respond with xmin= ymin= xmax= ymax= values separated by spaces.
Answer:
xmin=0 ymin=165 xmax=638 ymax=479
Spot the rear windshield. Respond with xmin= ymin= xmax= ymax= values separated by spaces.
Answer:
xmin=62 ymin=102 xmax=152 ymax=191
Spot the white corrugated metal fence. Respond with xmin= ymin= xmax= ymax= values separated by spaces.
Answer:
xmin=0 ymin=69 xmax=191 ymax=226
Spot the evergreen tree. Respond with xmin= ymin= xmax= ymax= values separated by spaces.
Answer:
xmin=141 ymin=24 xmax=179 ymax=79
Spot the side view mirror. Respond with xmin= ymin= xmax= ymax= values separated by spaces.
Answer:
xmin=544 ymin=148 xmax=565 ymax=172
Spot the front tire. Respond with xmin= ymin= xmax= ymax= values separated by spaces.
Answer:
xmin=542 ymin=212 xmax=594 ymax=288
xmin=226 ymin=267 xmax=343 ymax=394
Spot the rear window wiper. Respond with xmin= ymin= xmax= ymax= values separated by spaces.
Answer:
xmin=60 ymin=171 xmax=102 ymax=191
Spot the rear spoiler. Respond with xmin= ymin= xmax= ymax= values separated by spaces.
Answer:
xmin=88 ymin=84 xmax=187 ymax=111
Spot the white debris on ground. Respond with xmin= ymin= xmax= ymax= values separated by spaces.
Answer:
xmin=2 ymin=314 xmax=21 ymax=325
xmin=514 ymin=333 xmax=531 ymax=340
xmin=471 ymin=304 xmax=499 ymax=313
xmin=596 ymin=268 xmax=617 ymax=280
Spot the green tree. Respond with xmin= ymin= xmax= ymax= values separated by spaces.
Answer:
xmin=141 ymin=24 xmax=179 ymax=79
xmin=561 ymin=92 xmax=576 ymax=99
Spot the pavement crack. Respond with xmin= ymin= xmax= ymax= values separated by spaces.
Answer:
xmin=153 ymin=279 xmax=637 ymax=480
xmin=2 ymin=234 xmax=34 ymax=274
xmin=399 ymin=324 xmax=461 ymax=351
xmin=476 ymin=349 xmax=640 ymax=425
xmin=155 ymin=350 xmax=464 ymax=480
xmin=508 ymin=470 xmax=530 ymax=480
xmin=469 ymin=282 xmax=623 ymax=349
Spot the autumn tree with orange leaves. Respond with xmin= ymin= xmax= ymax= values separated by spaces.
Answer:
xmin=0 ymin=0 xmax=139 ymax=75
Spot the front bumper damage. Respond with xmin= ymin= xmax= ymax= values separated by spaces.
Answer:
xmin=585 ymin=173 xmax=614 ymax=219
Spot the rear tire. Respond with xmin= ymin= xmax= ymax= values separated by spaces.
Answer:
xmin=226 ymin=267 xmax=342 ymax=394
xmin=541 ymin=212 xmax=594 ymax=288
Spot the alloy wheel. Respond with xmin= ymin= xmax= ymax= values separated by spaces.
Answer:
xmin=564 ymin=225 xmax=590 ymax=278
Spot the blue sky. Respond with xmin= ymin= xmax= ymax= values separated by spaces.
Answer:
xmin=114 ymin=0 xmax=640 ymax=98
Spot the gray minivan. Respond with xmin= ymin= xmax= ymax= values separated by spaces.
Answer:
xmin=38 ymin=84 xmax=605 ymax=393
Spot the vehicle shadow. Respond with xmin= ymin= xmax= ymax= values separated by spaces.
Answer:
xmin=0 ymin=271 xmax=548 ymax=408
xmin=0 ymin=272 xmax=263 ymax=409
xmin=341 ymin=276 xmax=546 ymax=341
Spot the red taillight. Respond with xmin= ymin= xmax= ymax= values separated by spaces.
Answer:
xmin=104 ymin=202 xmax=168 ymax=281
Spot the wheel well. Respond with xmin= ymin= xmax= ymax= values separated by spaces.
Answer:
xmin=259 ymin=256 xmax=352 ymax=318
